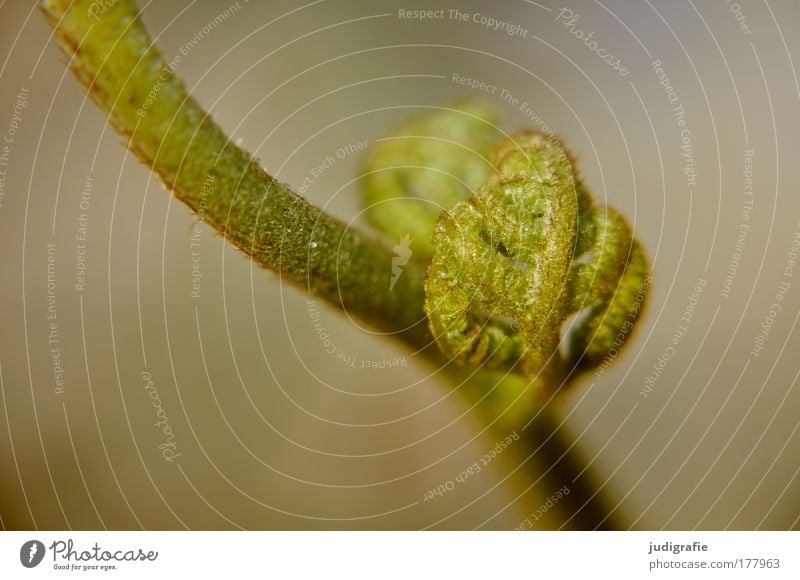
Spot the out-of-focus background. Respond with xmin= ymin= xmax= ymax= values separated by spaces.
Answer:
xmin=1 ymin=0 xmax=799 ymax=530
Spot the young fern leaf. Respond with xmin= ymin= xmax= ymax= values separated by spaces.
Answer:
xmin=424 ymin=131 xmax=650 ymax=390
xmin=40 ymin=2 xmax=644 ymax=525
xmin=42 ymin=0 xmax=648 ymax=396
xmin=361 ymin=100 xmax=501 ymax=257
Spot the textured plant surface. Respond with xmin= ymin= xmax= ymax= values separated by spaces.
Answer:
xmin=40 ymin=0 xmax=431 ymax=349
xmin=423 ymin=132 xmax=649 ymax=390
xmin=361 ymin=100 xmax=501 ymax=257
xmin=40 ymin=0 xmax=648 ymax=396
xmin=38 ymin=0 xmax=653 ymax=530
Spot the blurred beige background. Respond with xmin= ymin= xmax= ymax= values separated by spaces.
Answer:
xmin=1 ymin=0 xmax=799 ymax=529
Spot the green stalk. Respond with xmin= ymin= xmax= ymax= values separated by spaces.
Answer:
xmin=40 ymin=0 xmax=431 ymax=349
xmin=40 ymin=0 xmax=624 ymax=529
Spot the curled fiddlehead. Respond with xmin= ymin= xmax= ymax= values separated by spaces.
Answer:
xmin=424 ymin=131 xmax=650 ymax=389
xmin=359 ymin=102 xmax=649 ymax=391
xmin=361 ymin=100 xmax=501 ymax=257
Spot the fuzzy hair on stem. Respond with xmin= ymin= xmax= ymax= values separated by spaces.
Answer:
xmin=39 ymin=0 xmax=433 ymax=350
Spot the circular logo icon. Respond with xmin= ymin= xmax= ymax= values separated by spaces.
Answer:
xmin=20 ymin=540 xmax=45 ymax=568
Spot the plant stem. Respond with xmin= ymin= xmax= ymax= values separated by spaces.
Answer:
xmin=40 ymin=0 xmax=432 ymax=350
xmin=40 ymin=0 xmax=618 ymax=529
